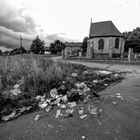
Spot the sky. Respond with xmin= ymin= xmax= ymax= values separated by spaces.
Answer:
xmin=0 ymin=0 xmax=140 ymax=51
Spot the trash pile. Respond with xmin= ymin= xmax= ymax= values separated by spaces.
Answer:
xmin=2 ymin=106 xmax=32 ymax=121
xmin=0 ymin=65 xmax=125 ymax=122
xmin=0 ymin=83 xmax=36 ymax=121
xmin=34 ymin=82 xmax=92 ymax=120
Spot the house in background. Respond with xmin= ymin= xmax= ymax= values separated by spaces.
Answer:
xmin=62 ymin=42 xmax=82 ymax=59
xmin=44 ymin=46 xmax=51 ymax=54
xmin=86 ymin=20 xmax=125 ymax=59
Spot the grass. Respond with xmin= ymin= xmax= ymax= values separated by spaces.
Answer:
xmin=0 ymin=55 xmax=124 ymax=120
xmin=0 ymin=55 xmax=76 ymax=117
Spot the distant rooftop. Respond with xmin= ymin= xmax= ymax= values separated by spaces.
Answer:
xmin=64 ymin=42 xmax=82 ymax=47
xmin=89 ymin=20 xmax=123 ymax=38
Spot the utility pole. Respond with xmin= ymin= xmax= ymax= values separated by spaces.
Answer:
xmin=20 ymin=36 xmax=23 ymax=56
xmin=20 ymin=36 xmax=23 ymax=48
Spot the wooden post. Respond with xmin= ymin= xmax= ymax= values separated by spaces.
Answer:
xmin=64 ymin=47 xmax=68 ymax=59
xmin=79 ymin=51 xmax=82 ymax=57
xmin=128 ymin=47 xmax=131 ymax=61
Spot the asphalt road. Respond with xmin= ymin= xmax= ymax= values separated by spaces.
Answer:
xmin=0 ymin=59 xmax=140 ymax=140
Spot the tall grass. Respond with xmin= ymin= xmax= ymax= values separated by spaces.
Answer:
xmin=0 ymin=56 xmax=75 ymax=94
xmin=0 ymin=56 xmax=75 ymax=116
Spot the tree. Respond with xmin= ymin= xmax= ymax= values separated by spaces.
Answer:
xmin=50 ymin=40 xmax=64 ymax=54
xmin=82 ymin=37 xmax=88 ymax=54
xmin=2 ymin=51 xmax=9 ymax=56
xmin=30 ymin=36 xmax=45 ymax=54
xmin=123 ymin=27 xmax=140 ymax=41
xmin=50 ymin=43 xmax=57 ymax=54
xmin=123 ymin=27 xmax=140 ymax=52
xmin=9 ymin=47 xmax=27 ymax=55
xmin=54 ymin=40 xmax=61 ymax=44
xmin=0 ymin=50 xmax=2 ymax=55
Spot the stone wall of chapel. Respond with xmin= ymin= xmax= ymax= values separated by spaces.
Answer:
xmin=87 ymin=37 xmax=125 ymax=58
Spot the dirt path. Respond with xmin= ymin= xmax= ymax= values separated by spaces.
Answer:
xmin=1 ymin=59 xmax=140 ymax=140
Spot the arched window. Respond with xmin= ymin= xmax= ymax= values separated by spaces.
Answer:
xmin=115 ymin=38 xmax=119 ymax=49
xmin=92 ymin=41 xmax=94 ymax=47
xmin=98 ymin=39 xmax=104 ymax=50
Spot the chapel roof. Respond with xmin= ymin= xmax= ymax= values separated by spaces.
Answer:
xmin=89 ymin=20 xmax=123 ymax=37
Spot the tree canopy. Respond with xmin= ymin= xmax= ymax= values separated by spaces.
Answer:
xmin=82 ymin=37 xmax=88 ymax=54
xmin=30 ymin=36 xmax=45 ymax=54
xmin=123 ymin=27 xmax=140 ymax=42
xmin=10 ymin=47 xmax=27 ymax=55
xmin=50 ymin=40 xmax=64 ymax=54
xmin=123 ymin=27 xmax=140 ymax=52
xmin=0 ymin=50 xmax=2 ymax=55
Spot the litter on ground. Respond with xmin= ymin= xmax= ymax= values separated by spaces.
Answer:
xmin=35 ymin=114 xmax=40 ymax=121
xmin=0 ymin=66 xmax=125 ymax=122
xmin=80 ymin=114 xmax=88 ymax=119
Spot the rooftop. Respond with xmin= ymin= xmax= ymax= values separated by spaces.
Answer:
xmin=89 ymin=20 xmax=123 ymax=38
xmin=64 ymin=42 xmax=82 ymax=47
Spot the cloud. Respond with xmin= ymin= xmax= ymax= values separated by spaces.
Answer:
xmin=0 ymin=0 xmax=36 ymax=50
xmin=0 ymin=0 xmax=36 ymax=33
xmin=0 ymin=26 xmax=35 ymax=49
xmin=0 ymin=0 xmax=76 ymax=50
xmin=45 ymin=33 xmax=77 ymax=44
xmin=0 ymin=46 xmax=12 ymax=52
xmin=0 ymin=14 xmax=36 ymax=34
xmin=115 ymin=0 xmax=128 ymax=7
